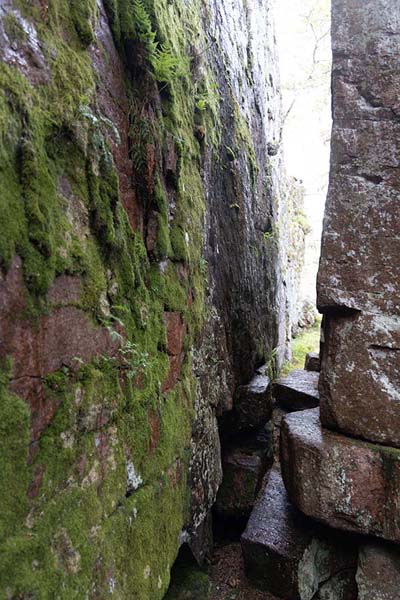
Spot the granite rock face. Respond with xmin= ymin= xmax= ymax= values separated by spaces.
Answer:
xmin=281 ymin=409 xmax=400 ymax=542
xmin=241 ymin=469 xmax=357 ymax=600
xmin=0 ymin=0 xmax=298 ymax=597
xmin=317 ymin=0 xmax=400 ymax=447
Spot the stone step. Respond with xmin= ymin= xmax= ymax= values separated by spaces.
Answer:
xmin=241 ymin=468 xmax=357 ymax=599
xmin=272 ymin=370 xmax=319 ymax=411
xmin=220 ymin=373 xmax=272 ymax=437
xmin=304 ymin=352 xmax=320 ymax=372
xmin=281 ymin=408 xmax=400 ymax=543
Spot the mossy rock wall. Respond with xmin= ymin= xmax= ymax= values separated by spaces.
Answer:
xmin=0 ymin=0 xmax=294 ymax=597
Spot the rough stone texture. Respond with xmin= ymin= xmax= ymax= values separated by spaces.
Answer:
xmin=356 ymin=542 xmax=400 ymax=600
xmin=317 ymin=0 xmax=400 ymax=446
xmin=304 ymin=352 xmax=320 ymax=372
xmin=215 ymin=451 xmax=265 ymax=519
xmin=215 ymin=427 xmax=274 ymax=519
xmin=241 ymin=469 xmax=357 ymax=600
xmin=0 ymin=257 xmax=120 ymax=443
xmin=273 ymin=370 xmax=319 ymax=411
xmin=0 ymin=0 xmax=297 ymax=597
xmin=220 ymin=373 xmax=272 ymax=436
xmin=281 ymin=409 xmax=400 ymax=543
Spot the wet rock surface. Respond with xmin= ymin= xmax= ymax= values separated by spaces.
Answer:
xmin=273 ymin=370 xmax=319 ymax=411
xmin=241 ymin=469 xmax=357 ymax=600
xmin=281 ymin=409 xmax=400 ymax=543
xmin=215 ymin=425 xmax=274 ymax=520
xmin=317 ymin=0 xmax=400 ymax=446
xmin=319 ymin=312 xmax=400 ymax=447
xmin=220 ymin=374 xmax=272 ymax=436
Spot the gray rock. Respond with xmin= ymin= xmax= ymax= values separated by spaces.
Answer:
xmin=304 ymin=352 xmax=320 ymax=373
xmin=317 ymin=0 xmax=400 ymax=447
xmin=273 ymin=370 xmax=319 ymax=411
xmin=241 ymin=469 xmax=357 ymax=599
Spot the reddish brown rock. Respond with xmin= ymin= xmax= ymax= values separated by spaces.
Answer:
xmin=317 ymin=0 xmax=400 ymax=446
xmin=215 ymin=427 xmax=273 ymax=519
xmin=0 ymin=257 xmax=119 ymax=441
xmin=273 ymin=370 xmax=319 ymax=412
xmin=90 ymin=0 xmax=141 ymax=231
xmin=356 ymin=542 xmax=400 ymax=600
xmin=241 ymin=469 xmax=357 ymax=599
xmin=162 ymin=312 xmax=186 ymax=393
xmin=319 ymin=312 xmax=400 ymax=447
xmin=280 ymin=409 xmax=400 ymax=543
xmin=214 ymin=451 xmax=264 ymax=519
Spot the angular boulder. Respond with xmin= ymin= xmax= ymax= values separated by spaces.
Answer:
xmin=281 ymin=409 xmax=400 ymax=543
xmin=319 ymin=312 xmax=400 ymax=448
xmin=221 ymin=374 xmax=272 ymax=437
xmin=304 ymin=352 xmax=320 ymax=372
xmin=241 ymin=469 xmax=357 ymax=599
xmin=273 ymin=370 xmax=319 ymax=411
xmin=356 ymin=542 xmax=400 ymax=600
xmin=215 ymin=425 xmax=273 ymax=519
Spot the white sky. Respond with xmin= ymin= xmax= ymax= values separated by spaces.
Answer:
xmin=274 ymin=0 xmax=332 ymax=302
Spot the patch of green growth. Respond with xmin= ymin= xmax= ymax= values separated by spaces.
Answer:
xmin=0 ymin=359 xmax=30 ymax=544
xmin=3 ymin=13 xmax=27 ymax=44
xmin=165 ymin=557 xmax=211 ymax=600
xmin=0 ymin=0 xmax=218 ymax=597
xmin=281 ymin=318 xmax=321 ymax=376
xmin=70 ymin=0 xmax=97 ymax=46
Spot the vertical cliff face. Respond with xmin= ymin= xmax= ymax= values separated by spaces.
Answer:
xmin=0 ymin=1 xmax=299 ymax=597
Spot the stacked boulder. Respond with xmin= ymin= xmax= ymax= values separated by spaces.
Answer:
xmin=243 ymin=0 xmax=400 ymax=597
xmin=281 ymin=0 xmax=400 ymax=594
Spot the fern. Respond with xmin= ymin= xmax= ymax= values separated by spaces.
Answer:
xmin=151 ymin=42 xmax=182 ymax=83
xmin=132 ymin=0 xmax=157 ymax=53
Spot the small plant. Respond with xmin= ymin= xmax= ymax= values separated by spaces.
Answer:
xmin=119 ymin=341 xmax=150 ymax=380
xmin=151 ymin=43 xmax=184 ymax=83
xmin=266 ymin=346 xmax=279 ymax=380
xmin=131 ymin=0 xmax=185 ymax=84
xmin=99 ymin=312 xmax=151 ymax=380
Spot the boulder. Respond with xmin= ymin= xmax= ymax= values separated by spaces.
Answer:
xmin=273 ymin=370 xmax=319 ymax=411
xmin=221 ymin=374 xmax=272 ymax=436
xmin=304 ymin=352 xmax=320 ymax=372
xmin=319 ymin=312 xmax=400 ymax=448
xmin=215 ymin=425 xmax=274 ymax=519
xmin=241 ymin=469 xmax=357 ymax=599
xmin=234 ymin=374 xmax=272 ymax=431
xmin=281 ymin=409 xmax=400 ymax=543
xmin=356 ymin=542 xmax=400 ymax=600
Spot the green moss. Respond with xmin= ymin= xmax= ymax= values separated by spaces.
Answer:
xmin=70 ymin=0 xmax=97 ymax=47
xmin=0 ymin=360 xmax=30 ymax=543
xmin=0 ymin=0 xmax=216 ymax=597
xmin=281 ymin=318 xmax=321 ymax=376
xmin=3 ymin=13 xmax=27 ymax=44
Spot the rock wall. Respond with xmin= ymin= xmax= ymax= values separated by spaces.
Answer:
xmin=0 ymin=0 xmax=300 ymax=597
xmin=277 ymin=0 xmax=400 ymax=597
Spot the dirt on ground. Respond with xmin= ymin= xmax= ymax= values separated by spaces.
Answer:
xmin=209 ymin=543 xmax=276 ymax=600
